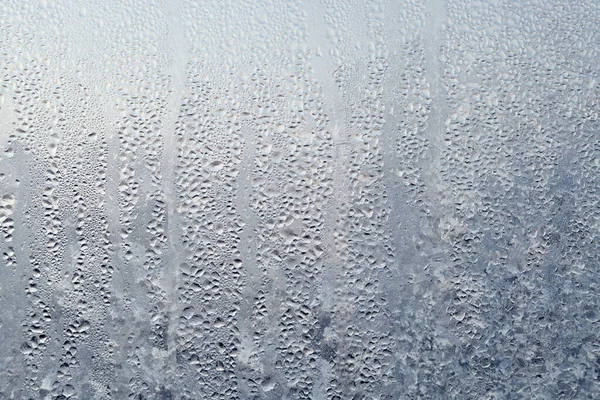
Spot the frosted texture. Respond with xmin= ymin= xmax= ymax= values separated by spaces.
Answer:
xmin=1 ymin=0 xmax=599 ymax=399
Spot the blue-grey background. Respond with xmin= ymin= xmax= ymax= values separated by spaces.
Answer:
xmin=0 ymin=0 xmax=598 ymax=398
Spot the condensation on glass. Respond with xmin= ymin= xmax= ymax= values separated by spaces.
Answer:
xmin=0 ymin=0 xmax=599 ymax=399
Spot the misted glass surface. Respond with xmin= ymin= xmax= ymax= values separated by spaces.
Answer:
xmin=0 ymin=0 xmax=599 ymax=399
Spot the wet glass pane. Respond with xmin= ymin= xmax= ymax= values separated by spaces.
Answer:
xmin=0 ymin=0 xmax=599 ymax=398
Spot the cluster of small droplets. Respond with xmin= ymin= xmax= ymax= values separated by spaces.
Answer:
xmin=172 ymin=75 xmax=246 ymax=400
xmin=0 ymin=0 xmax=599 ymax=399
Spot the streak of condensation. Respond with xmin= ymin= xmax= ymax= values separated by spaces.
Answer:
xmin=0 ymin=0 xmax=599 ymax=399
